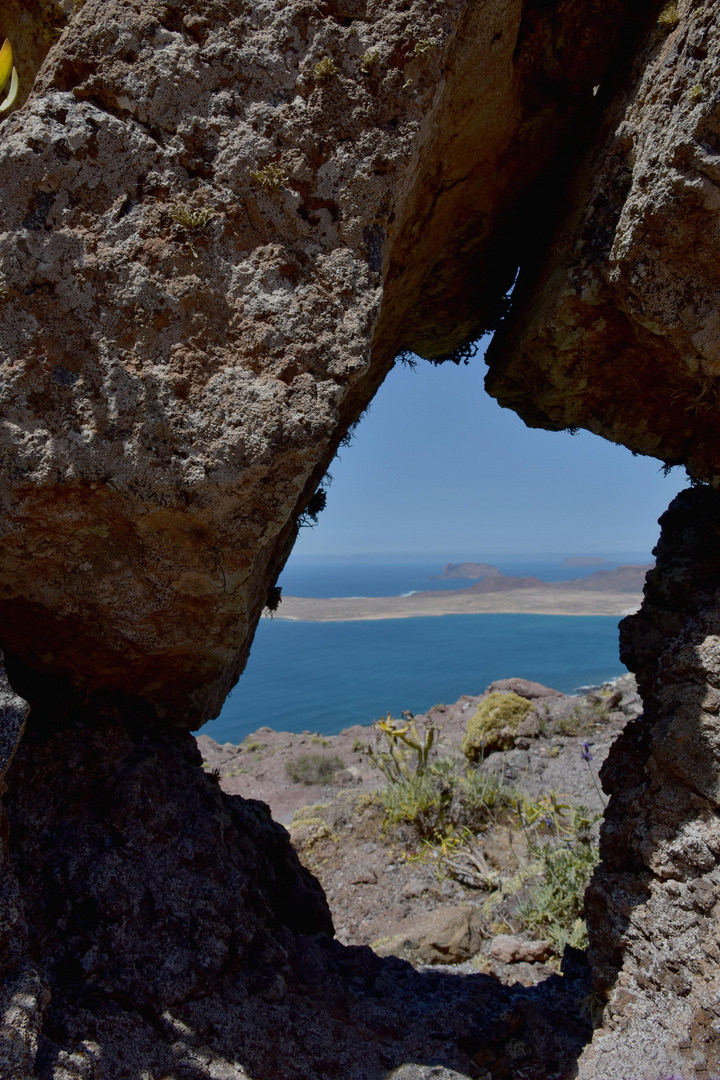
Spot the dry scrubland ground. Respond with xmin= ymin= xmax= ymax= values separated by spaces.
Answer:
xmin=199 ymin=674 xmax=641 ymax=987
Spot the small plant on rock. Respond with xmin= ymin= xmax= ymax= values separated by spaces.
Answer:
xmin=365 ymin=711 xmax=438 ymax=782
xmin=658 ymin=1 xmax=679 ymax=28
xmin=170 ymin=203 xmax=216 ymax=229
xmin=462 ymin=692 xmax=533 ymax=762
xmin=413 ymin=38 xmax=438 ymax=57
xmin=360 ymin=49 xmax=380 ymax=73
xmin=285 ymin=754 xmax=344 ymax=786
xmin=250 ymin=161 xmax=289 ymax=196
xmin=313 ymin=56 xmax=338 ymax=81
xmin=169 ymin=201 xmax=216 ymax=257
xmin=689 ymin=83 xmax=705 ymax=103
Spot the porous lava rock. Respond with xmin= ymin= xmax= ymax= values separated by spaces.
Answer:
xmin=0 ymin=0 xmax=648 ymax=723
xmin=487 ymin=1 xmax=720 ymax=481
xmin=4 ymin=0 xmax=720 ymax=1076
xmin=579 ymin=486 xmax=720 ymax=1078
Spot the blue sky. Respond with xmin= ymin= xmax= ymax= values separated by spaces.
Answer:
xmin=292 ymin=339 xmax=687 ymax=560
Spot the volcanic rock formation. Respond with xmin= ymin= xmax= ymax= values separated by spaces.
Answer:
xmin=581 ymin=488 xmax=720 ymax=1079
xmin=0 ymin=0 xmax=648 ymax=723
xmin=487 ymin=1 xmax=720 ymax=480
xmin=2 ymin=0 xmax=720 ymax=1077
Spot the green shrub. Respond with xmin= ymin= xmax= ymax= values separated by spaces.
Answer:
xmin=380 ymin=758 xmax=516 ymax=840
xmin=381 ymin=757 xmax=457 ymax=837
xmin=455 ymin=767 xmax=517 ymax=831
xmin=485 ymin=802 xmax=601 ymax=953
xmin=462 ymin=692 xmax=533 ymax=761
xmin=516 ymin=827 xmax=599 ymax=951
xmin=285 ymin=754 xmax=344 ymax=786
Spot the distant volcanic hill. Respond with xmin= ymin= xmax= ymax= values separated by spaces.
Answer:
xmin=561 ymin=564 xmax=654 ymax=592
xmin=433 ymin=564 xmax=653 ymax=595
xmin=433 ymin=562 xmax=501 ymax=580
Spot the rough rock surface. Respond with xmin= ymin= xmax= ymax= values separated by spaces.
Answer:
xmin=578 ymin=487 xmax=720 ymax=1079
xmin=5 ymin=0 xmax=720 ymax=1077
xmin=0 ymin=653 xmax=30 ymax=1059
xmin=0 ymin=673 xmax=601 ymax=1079
xmin=486 ymin=936 xmax=552 ymax=966
xmin=0 ymin=0 xmax=648 ymax=723
xmin=487 ymin=2 xmax=720 ymax=481
xmin=373 ymin=905 xmax=484 ymax=966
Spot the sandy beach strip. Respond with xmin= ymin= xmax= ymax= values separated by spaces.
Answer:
xmin=271 ymin=587 xmax=643 ymax=622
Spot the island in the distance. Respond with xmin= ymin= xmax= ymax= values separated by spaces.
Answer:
xmin=431 ymin=562 xmax=501 ymax=579
xmin=273 ymin=565 xmax=653 ymax=622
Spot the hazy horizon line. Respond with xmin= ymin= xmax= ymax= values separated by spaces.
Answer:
xmin=284 ymin=550 xmax=655 ymax=564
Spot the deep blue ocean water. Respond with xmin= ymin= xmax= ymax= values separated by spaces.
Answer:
xmin=205 ymin=566 xmax=630 ymax=742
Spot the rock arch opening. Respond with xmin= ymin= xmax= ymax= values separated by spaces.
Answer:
xmin=1 ymin=0 xmax=719 ymax=1076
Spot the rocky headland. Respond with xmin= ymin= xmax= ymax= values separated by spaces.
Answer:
xmin=432 ymin=563 xmax=502 ymax=580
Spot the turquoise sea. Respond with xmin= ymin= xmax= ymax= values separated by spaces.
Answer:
xmin=204 ymin=559 xmax=637 ymax=744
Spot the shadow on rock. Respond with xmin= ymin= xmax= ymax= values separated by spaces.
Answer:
xmin=579 ymin=487 xmax=720 ymax=1078
xmin=0 ymin=664 xmax=593 ymax=1080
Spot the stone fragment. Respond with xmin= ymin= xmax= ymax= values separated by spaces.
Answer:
xmin=401 ymin=878 xmax=427 ymax=900
xmin=486 ymin=934 xmax=553 ymax=965
xmin=486 ymin=679 xmax=562 ymax=701
xmin=372 ymin=904 xmax=484 ymax=965
xmin=516 ymin=713 xmax=541 ymax=739
xmin=333 ymin=768 xmax=362 ymax=786
xmin=350 ymin=868 xmax=377 ymax=886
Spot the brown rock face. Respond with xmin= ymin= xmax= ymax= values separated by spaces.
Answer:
xmin=0 ymin=0 xmax=647 ymax=723
xmin=579 ymin=487 xmax=720 ymax=1078
xmin=487 ymin=4 xmax=720 ymax=481
xmin=9 ymin=0 xmax=720 ymax=1076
